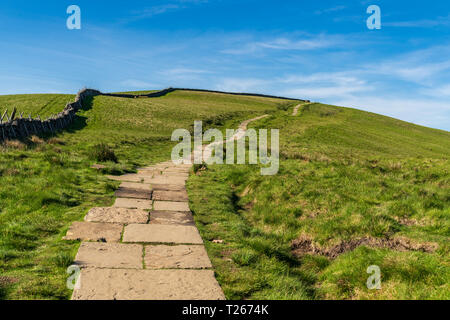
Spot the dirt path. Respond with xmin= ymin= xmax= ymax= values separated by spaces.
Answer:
xmin=201 ymin=114 xmax=269 ymax=161
xmin=63 ymin=115 xmax=268 ymax=300
xmin=292 ymin=103 xmax=312 ymax=116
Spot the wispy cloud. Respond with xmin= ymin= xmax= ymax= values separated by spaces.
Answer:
xmin=422 ymin=83 xmax=450 ymax=97
xmin=122 ymin=0 xmax=209 ymax=23
xmin=315 ymin=5 xmax=346 ymax=15
xmin=334 ymin=96 xmax=450 ymax=131
xmin=385 ymin=14 xmax=450 ymax=28
xmin=121 ymin=79 xmax=159 ymax=89
xmin=362 ymin=45 xmax=450 ymax=85
xmin=214 ymin=78 xmax=269 ymax=93
xmin=279 ymin=72 xmax=372 ymax=99
xmin=135 ymin=4 xmax=180 ymax=18
xmin=221 ymin=34 xmax=346 ymax=55
xmin=164 ymin=68 xmax=211 ymax=75
xmin=159 ymin=67 xmax=212 ymax=82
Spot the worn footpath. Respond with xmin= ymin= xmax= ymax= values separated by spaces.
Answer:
xmin=64 ymin=160 xmax=225 ymax=300
xmin=63 ymin=115 xmax=270 ymax=300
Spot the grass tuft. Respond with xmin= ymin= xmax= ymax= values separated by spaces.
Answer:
xmin=89 ymin=143 xmax=118 ymax=163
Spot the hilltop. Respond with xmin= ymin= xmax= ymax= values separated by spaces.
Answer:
xmin=0 ymin=89 xmax=448 ymax=300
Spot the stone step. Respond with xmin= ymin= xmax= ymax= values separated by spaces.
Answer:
xmin=123 ymin=224 xmax=203 ymax=244
xmin=113 ymin=198 xmax=153 ymax=210
xmin=145 ymin=245 xmax=212 ymax=269
xmin=150 ymin=210 xmax=195 ymax=226
xmin=137 ymin=168 xmax=160 ymax=174
xmin=163 ymin=167 xmax=191 ymax=174
xmin=119 ymin=182 xmax=152 ymax=191
xmin=152 ymin=190 xmax=188 ymax=202
xmin=153 ymin=201 xmax=190 ymax=212
xmin=75 ymin=242 xmax=143 ymax=269
xmin=114 ymin=187 xmax=152 ymax=200
xmin=85 ymin=207 xmax=149 ymax=224
xmin=63 ymin=222 xmax=123 ymax=242
xmin=151 ymin=184 xmax=187 ymax=192
xmin=72 ymin=269 xmax=225 ymax=300
xmin=107 ymin=174 xmax=143 ymax=183
xmin=144 ymin=176 xmax=187 ymax=185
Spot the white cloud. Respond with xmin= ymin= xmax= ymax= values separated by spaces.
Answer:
xmin=159 ymin=68 xmax=212 ymax=82
xmin=283 ymin=85 xmax=370 ymax=100
xmin=278 ymin=71 xmax=372 ymax=99
xmin=122 ymin=0 xmax=209 ymax=23
xmin=221 ymin=34 xmax=345 ymax=55
xmin=164 ymin=68 xmax=211 ymax=75
xmin=384 ymin=14 xmax=450 ymax=28
xmin=366 ymin=59 xmax=450 ymax=85
xmin=121 ymin=79 xmax=157 ymax=89
xmin=422 ymin=84 xmax=450 ymax=97
xmin=214 ymin=78 xmax=269 ymax=93
xmin=333 ymin=96 xmax=450 ymax=130
xmin=315 ymin=5 xmax=346 ymax=15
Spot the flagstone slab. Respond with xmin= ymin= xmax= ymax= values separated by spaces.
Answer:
xmin=72 ymin=269 xmax=225 ymax=300
xmin=154 ymin=201 xmax=190 ymax=212
xmin=151 ymin=184 xmax=187 ymax=192
xmin=63 ymin=222 xmax=122 ymax=242
xmin=85 ymin=207 xmax=149 ymax=224
xmin=113 ymin=198 xmax=152 ymax=210
xmin=164 ymin=167 xmax=191 ymax=171
xmin=152 ymin=190 xmax=188 ymax=202
xmin=144 ymin=245 xmax=212 ymax=269
xmin=160 ymin=174 xmax=189 ymax=181
xmin=119 ymin=182 xmax=152 ymax=191
xmin=144 ymin=176 xmax=186 ymax=185
xmin=153 ymin=172 xmax=189 ymax=180
xmin=107 ymin=174 xmax=143 ymax=183
xmin=123 ymin=224 xmax=203 ymax=244
xmin=137 ymin=168 xmax=160 ymax=174
xmin=114 ymin=187 xmax=152 ymax=200
xmin=150 ymin=211 xmax=195 ymax=226
xmin=75 ymin=242 xmax=143 ymax=269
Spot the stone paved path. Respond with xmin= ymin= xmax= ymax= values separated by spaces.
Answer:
xmin=65 ymin=115 xmax=270 ymax=300
xmin=65 ymin=160 xmax=225 ymax=300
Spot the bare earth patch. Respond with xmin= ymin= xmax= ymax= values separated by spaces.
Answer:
xmin=291 ymin=235 xmax=438 ymax=259
xmin=0 ymin=276 xmax=18 ymax=286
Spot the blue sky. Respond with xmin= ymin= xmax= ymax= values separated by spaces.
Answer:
xmin=0 ymin=0 xmax=449 ymax=131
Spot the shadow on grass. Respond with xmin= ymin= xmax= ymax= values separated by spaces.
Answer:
xmin=65 ymin=95 xmax=94 ymax=134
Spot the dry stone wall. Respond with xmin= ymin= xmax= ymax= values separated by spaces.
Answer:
xmin=0 ymin=87 xmax=304 ymax=142
xmin=0 ymin=88 xmax=101 ymax=142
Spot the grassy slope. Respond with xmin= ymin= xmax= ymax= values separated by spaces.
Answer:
xmin=0 ymin=90 xmax=289 ymax=299
xmin=0 ymin=94 xmax=75 ymax=119
xmin=187 ymin=103 xmax=450 ymax=300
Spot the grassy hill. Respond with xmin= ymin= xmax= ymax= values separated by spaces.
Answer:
xmin=188 ymin=102 xmax=450 ymax=300
xmin=0 ymin=94 xmax=75 ymax=118
xmin=0 ymin=90 xmax=289 ymax=299
xmin=0 ymin=90 xmax=448 ymax=300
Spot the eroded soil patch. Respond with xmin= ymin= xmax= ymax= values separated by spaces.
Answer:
xmin=291 ymin=236 xmax=438 ymax=259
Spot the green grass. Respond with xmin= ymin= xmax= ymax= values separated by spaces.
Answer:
xmin=0 ymin=94 xmax=75 ymax=118
xmin=112 ymin=90 xmax=159 ymax=95
xmin=0 ymin=91 xmax=448 ymax=300
xmin=187 ymin=103 xmax=450 ymax=300
xmin=0 ymin=90 xmax=290 ymax=299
